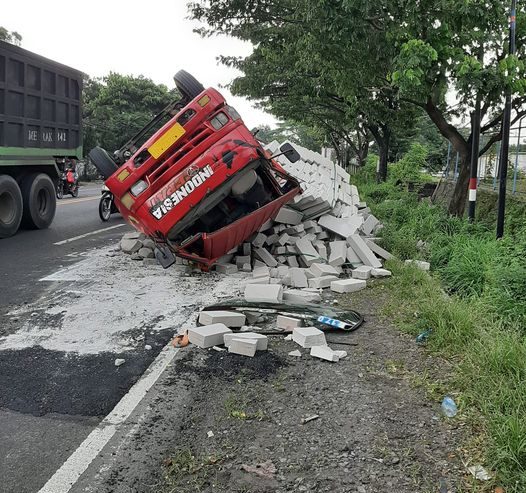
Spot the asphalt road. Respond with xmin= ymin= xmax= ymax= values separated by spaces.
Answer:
xmin=0 ymin=185 xmax=168 ymax=493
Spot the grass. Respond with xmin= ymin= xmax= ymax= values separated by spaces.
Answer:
xmin=353 ymin=160 xmax=526 ymax=492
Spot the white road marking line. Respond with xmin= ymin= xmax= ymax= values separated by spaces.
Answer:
xmin=38 ymin=345 xmax=180 ymax=493
xmin=54 ymin=224 xmax=125 ymax=245
xmin=57 ymin=196 xmax=99 ymax=206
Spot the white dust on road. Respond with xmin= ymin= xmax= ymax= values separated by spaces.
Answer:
xmin=2 ymin=246 xmax=245 ymax=354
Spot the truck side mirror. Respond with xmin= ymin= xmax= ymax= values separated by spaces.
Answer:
xmin=280 ymin=143 xmax=301 ymax=163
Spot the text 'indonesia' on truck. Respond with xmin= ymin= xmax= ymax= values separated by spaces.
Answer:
xmin=89 ymin=70 xmax=302 ymax=269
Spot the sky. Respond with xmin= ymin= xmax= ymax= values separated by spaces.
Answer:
xmin=2 ymin=0 xmax=277 ymax=129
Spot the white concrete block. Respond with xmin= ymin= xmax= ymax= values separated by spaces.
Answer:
xmin=328 ymin=241 xmax=347 ymax=267
xmin=333 ymin=350 xmax=348 ymax=359
xmin=283 ymin=289 xmax=321 ymax=304
xmin=347 ymin=234 xmax=382 ymax=268
xmin=216 ymin=263 xmax=238 ymax=274
xmin=330 ymin=279 xmax=367 ymax=293
xmin=318 ymin=214 xmax=363 ymax=238
xmin=405 ymin=259 xmax=430 ymax=271
xmin=310 ymin=345 xmax=340 ymax=362
xmin=188 ymin=323 xmax=232 ymax=348
xmin=371 ymin=268 xmax=392 ymax=277
xmin=351 ymin=265 xmax=372 ymax=280
xmin=295 ymin=238 xmax=320 ymax=266
xmin=365 ymin=239 xmax=393 ymax=260
xmin=235 ymin=255 xmax=251 ymax=268
xmin=254 ymin=247 xmax=278 ymax=267
xmin=309 ymin=263 xmax=340 ymax=277
xmin=228 ymin=338 xmax=258 ymax=357
xmin=253 ymin=266 xmax=270 ymax=278
xmin=245 ymin=276 xmax=270 ymax=284
xmin=224 ymin=332 xmax=268 ymax=350
xmin=198 ymin=310 xmax=246 ymax=327
xmin=286 ymin=256 xmax=299 ymax=268
xmin=244 ymin=283 xmax=283 ymax=303
xmin=274 ymin=206 xmax=303 ymax=225
xmin=362 ymin=214 xmax=380 ymax=235
xmin=277 ymin=315 xmax=302 ymax=330
xmin=252 ymin=233 xmax=267 ymax=248
xmin=308 ymin=275 xmax=338 ymax=289
xmin=292 ymin=327 xmax=326 ymax=348
xmin=346 ymin=246 xmax=362 ymax=264
xmin=290 ymin=267 xmax=309 ymax=288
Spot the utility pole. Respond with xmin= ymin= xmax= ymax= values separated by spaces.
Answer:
xmin=496 ymin=0 xmax=517 ymax=239
xmin=468 ymin=96 xmax=481 ymax=222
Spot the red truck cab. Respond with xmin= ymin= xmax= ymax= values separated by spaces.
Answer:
xmin=90 ymin=71 xmax=301 ymax=269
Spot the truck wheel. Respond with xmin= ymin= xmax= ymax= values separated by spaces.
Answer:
xmin=173 ymin=70 xmax=205 ymax=100
xmin=20 ymin=173 xmax=56 ymax=230
xmin=89 ymin=147 xmax=118 ymax=180
xmin=0 ymin=175 xmax=23 ymax=238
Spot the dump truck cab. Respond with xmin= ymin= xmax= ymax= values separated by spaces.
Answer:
xmin=90 ymin=71 xmax=301 ymax=269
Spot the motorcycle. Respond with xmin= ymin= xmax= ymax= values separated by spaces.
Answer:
xmin=99 ymin=184 xmax=118 ymax=221
xmin=56 ymin=168 xmax=79 ymax=198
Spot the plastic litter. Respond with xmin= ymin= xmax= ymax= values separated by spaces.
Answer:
xmin=467 ymin=464 xmax=491 ymax=481
xmin=441 ymin=396 xmax=458 ymax=417
xmin=416 ymin=328 xmax=433 ymax=344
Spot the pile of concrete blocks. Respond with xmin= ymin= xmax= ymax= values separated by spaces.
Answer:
xmin=291 ymin=327 xmax=348 ymax=363
xmin=214 ymin=142 xmax=392 ymax=295
xmin=119 ymin=231 xmax=158 ymax=264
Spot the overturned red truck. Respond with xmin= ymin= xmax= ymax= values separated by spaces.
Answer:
xmin=89 ymin=71 xmax=301 ymax=269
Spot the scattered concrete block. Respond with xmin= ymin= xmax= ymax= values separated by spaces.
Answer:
xmin=277 ymin=315 xmax=302 ymax=330
xmin=245 ymin=276 xmax=270 ymax=284
xmin=315 ymin=243 xmax=328 ymax=261
xmin=244 ymin=283 xmax=283 ymax=303
xmin=142 ymin=238 xmax=155 ymax=249
xmin=114 ymin=358 xmax=126 ymax=367
xmin=334 ymin=350 xmax=348 ymax=359
xmin=405 ymin=259 xmax=430 ymax=271
xmin=188 ymin=323 xmax=232 ymax=348
xmin=253 ymin=266 xmax=270 ymax=278
xmin=292 ymin=327 xmax=326 ymax=348
xmin=274 ymin=206 xmax=303 ymax=225
xmin=286 ymin=256 xmax=299 ymax=268
xmin=275 ymin=246 xmax=287 ymax=255
xmin=241 ymin=263 xmax=252 ymax=272
xmin=310 ymin=345 xmax=340 ymax=362
xmin=224 ymin=332 xmax=268 ymax=350
xmin=295 ymin=238 xmax=320 ymax=266
xmin=371 ymin=268 xmax=392 ymax=277
xmin=228 ymin=338 xmax=258 ymax=357
xmin=138 ymin=247 xmax=154 ymax=259
xmin=216 ymin=263 xmax=238 ymax=274
xmin=289 ymin=267 xmax=309 ymax=288
xmin=330 ymin=279 xmax=367 ymax=293
xmin=254 ymin=247 xmax=278 ymax=268
xmin=123 ymin=231 xmax=144 ymax=241
xmin=253 ymin=259 xmax=266 ymax=268
xmin=258 ymin=219 xmax=274 ymax=232
xmin=278 ymin=233 xmax=290 ymax=245
xmin=265 ymin=234 xmax=279 ymax=245
xmin=362 ymin=214 xmax=380 ymax=235
xmin=276 ymin=256 xmax=287 ymax=264
xmin=309 ymin=275 xmax=338 ymax=289
xmin=288 ymin=350 xmax=302 ymax=357
xmin=277 ymin=265 xmax=290 ymax=278
xmin=365 ymin=239 xmax=394 ymax=260
xmin=252 ymin=233 xmax=267 ymax=248
xmin=235 ymin=255 xmax=251 ymax=268
xmin=198 ymin=310 xmax=246 ymax=327
xmin=120 ymin=238 xmax=142 ymax=254
xmin=309 ymin=263 xmax=340 ymax=277
xmin=346 ymin=246 xmax=362 ymax=265
xmin=347 ymin=234 xmax=382 ymax=268
xmin=318 ymin=214 xmax=362 ymax=238
xmin=352 ymin=265 xmax=372 ymax=280
xmin=283 ymin=289 xmax=321 ymax=303
xmin=328 ymin=241 xmax=347 ymax=266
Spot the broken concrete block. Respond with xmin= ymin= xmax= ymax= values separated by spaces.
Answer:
xmin=188 ymin=323 xmax=232 ymax=348
xmin=253 ymin=266 xmax=270 ymax=278
xmin=142 ymin=238 xmax=155 ymax=250
xmin=245 ymin=276 xmax=270 ymax=284
xmin=333 ymin=350 xmax=348 ymax=359
xmin=405 ymin=259 xmax=430 ymax=271
xmin=283 ymin=289 xmax=321 ymax=304
xmin=254 ymin=247 xmax=278 ymax=268
xmin=198 ymin=311 xmax=246 ymax=327
xmin=315 ymin=243 xmax=328 ymax=261
xmin=328 ymin=241 xmax=347 ymax=267
xmin=318 ymin=214 xmax=363 ymax=238
xmin=292 ymin=327 xmax=326 ymax=348
xmin=346 ymin=246 xmax=362 ymax=265
xmin=310 ymin=345 xmax=340 ymax=362
xmin=309 ymin=275 xmax=339 ymax=289
xmin=114 ymin=358 xmax=126 ymax=367
xmin=347 ymin=234 xmax=382 ymax=268
xmin=122 ymin=231 xmax=144 ymax=241
xmin=138 ymin=247 xmax=154 ymax=259
xmin=351 ymin=265 xmax=372 ymax=280
xmin=258 ymin=219 xmax=274 ymax=232
xmin=309 ymin=263 xmax=340 ymax=277
xmin=274 ymin=206 xmax=303 ymax=225
xmin=277 ymin=315 xmax=302 ymax=330
xmin=252 ymin=233 xmax=267 ymax=248
xmin=365 ymin=239 xmax=394 ymax=261
xmin=275 ymin=246 xmax=287 ymax=255
xmin=286 ymin=256 xmax=299 ymax=268
xmin=120 ymin=238 xmax=142 ymax=254
xmin=290 ymin=267 xmax=308 ymax=288
xmin=244 ymin=284 xmax=283 ymax=303
xmin=371 ymin=268 xmax=392 ymax=277
xmin=235 ymin=255 xmax=251 ymax=268
xmin=224 ymin=332 xmax=268 ymax=350
xmin=216 ymin=263 xmax=238 ymax=274
xmin=362 ymin=214 xmax=380 ymax=235
xmin=276 ymin=256 xmax=287 ymax=264
xmin=228 ymin=338 xmax=258 ymax=357
xmin=242 ymin=242 xmax=252 ymax=256
xmin=330 ymin=279 xmax=367 ymax=293
xmin=277 ymin=265 xmax=290 ymax=278
xmin=278 ymin=233 xmax=290 ymax=245
xmin=295 ymin=238 xmax=320 ymax=267
xmin=288 ymin=350 xmax=302 ymax=357
xmin=265 ymin=234 xmax=279 ymax=245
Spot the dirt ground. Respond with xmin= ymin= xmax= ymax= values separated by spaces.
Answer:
xmin=82 ymin=284 xmax=466 ymax=493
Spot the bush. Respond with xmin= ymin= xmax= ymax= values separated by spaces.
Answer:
xmin=389 ymin=143 xmax=430 ymax=184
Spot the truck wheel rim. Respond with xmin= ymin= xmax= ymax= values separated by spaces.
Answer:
xmin=0 ymin=191 xmax=16 ymax=224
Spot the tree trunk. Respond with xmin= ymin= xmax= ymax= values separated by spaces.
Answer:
xmin=448 ymin=153 xmax=471 ymax=216
xmin=368 ymin=124 xmax=390 ymax=182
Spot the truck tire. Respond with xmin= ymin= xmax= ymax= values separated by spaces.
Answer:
xmin=173 ymin=70 xmax=205 ymax=100
xmin=89 ymin=147 xmax=118 ymax=179
xmin=0 ymin=175 xmax=23 ymax=238
xmin=20 ymin=173 xmax=56 ymax=230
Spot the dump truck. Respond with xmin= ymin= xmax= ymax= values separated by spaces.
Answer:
xmin=0 ymin=40 xmax=83 ymax=238
xmin=89 ymin=70 xmax=301 ymax=269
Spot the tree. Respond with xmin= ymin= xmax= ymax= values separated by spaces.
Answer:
xmin=0 ymin=27 xmax=22 ymax=46
xmin=253 ymin=122 xmax=326 ymax=152
xmin=83 ymin=73 xmax=177 ymax=156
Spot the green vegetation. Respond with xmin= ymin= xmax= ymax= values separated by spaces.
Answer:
xmin=354 ymin=154 xmax=526 ymax=491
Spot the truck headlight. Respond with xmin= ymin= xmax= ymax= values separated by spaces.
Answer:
xmin=130 ymin=180 xmax=148 ymax=196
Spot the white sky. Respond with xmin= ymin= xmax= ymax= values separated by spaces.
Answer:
xmin=2 ymin=0 xmax=277 ymax=129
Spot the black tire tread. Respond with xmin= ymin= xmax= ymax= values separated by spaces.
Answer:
xmin=20 ymin=173 xmax=56 ymax=230
xmin=89 ymin=147 xmax=118 ymax=180
xmin=0 ymin=174 xmax=23 ymax=238
xmin=173 ymin=70 xmax=205 ymax=100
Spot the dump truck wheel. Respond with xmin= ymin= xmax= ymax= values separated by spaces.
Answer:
xmin=0 ymin=175 xmax=23 ymax=238
xmin=173 ymin=70 xmax=205 ymax=99
xmin=20 ymin=173 xmax=56 ymax=230
xmin=89 ymin=147 xmax=118 ymax=180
